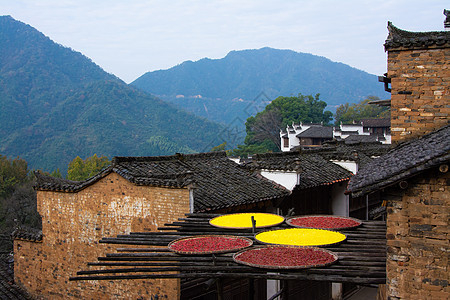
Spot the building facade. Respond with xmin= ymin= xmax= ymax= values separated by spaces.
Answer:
xmin=14 ymin=152 xmax=289 ymax=299
xmin=15 ymin=172 xmax=189 ymax=299
xmin=386 ymin=22 xmax=450 ymax=144
xmin=349 ymin=19 xmax=450 ymax=299
xmin=280 ymin=119 xmax=391 ymax=152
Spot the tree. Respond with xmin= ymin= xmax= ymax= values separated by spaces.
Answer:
xmin=0 ymin=155 xmax=29 ymax=198
xmin=335 ymin=96 xmax=390 ymax=125
xmin=210 ymin=142 xmax=227 ymax=152
xmin=50 ymin=168 xmax=63 ymax=178
xmin=232 ymin=93 xmax=332 ymax=156
xmin=0 ymin=155 xmax=39 ymax=253
xmin=67 ymin=154 xmax=110 ymax=181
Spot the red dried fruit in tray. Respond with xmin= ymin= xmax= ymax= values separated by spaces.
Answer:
xmin=286 ymin=215 xmax=361 ymax=230
xmin=168 ymin=235 xmax=253 ymax=255
xmin=233 ymin=245 xmax=338 ymax=269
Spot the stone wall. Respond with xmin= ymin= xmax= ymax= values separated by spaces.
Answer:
xmin=14 ymin=172 xmax=190 ymax=299
xmin=385 ymin=168 xmax=449 ymax=299
xmin=388 ymin=47 xmax=450 ymax=143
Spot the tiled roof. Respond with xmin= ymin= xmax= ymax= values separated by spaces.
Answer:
xmin=34 ymin=172 xmax=87 ymax=192
xmin=0 ymin=255 xmax=32 ymax=299
xmin=35 ymin=152 xmax=289 ymax=212
xmin=34 ymin=162 xmax=191 ymax=192
xmin=344 ymin=135 xmax=379 ymax=144
xmin=296 ymin=126 xmax=333 ymax=138
xmin=337 ymin=130 xmax=359 ymax=135
xmin=384 ymin=22 xmax=450 ymax=51
xmin=245 ymin=151 xmax=353 ymax=190
xmin=348 ymin=125 xmax=450 ymax=197
xmin=305 ymin=140 xmax=390 ymax=162
xmin=361 ymin=118 xmax=390 ymax=127
xmin=11 ymin=227 xmax=42 ymax=242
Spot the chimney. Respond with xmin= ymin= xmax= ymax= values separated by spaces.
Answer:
xmin=445 ymin=9 xmax=450 ymax=30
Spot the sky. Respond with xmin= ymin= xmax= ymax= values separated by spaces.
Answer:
xmin=2 ymin=0 xmax=448 ymax=83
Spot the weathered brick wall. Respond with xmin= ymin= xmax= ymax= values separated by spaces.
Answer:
xmin=388 ymin=47 xmax=450 ymax=143
xmin=385 ymin=168 xmax=449 ymax=299
xmin=15 ymin=172 xmax=190 ymax=299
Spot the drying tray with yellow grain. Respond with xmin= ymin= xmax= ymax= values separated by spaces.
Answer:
xmin=209 ymin=212 xmax=285 ymax=229
xmin=255 ymin=228 xmax=346 ymax=247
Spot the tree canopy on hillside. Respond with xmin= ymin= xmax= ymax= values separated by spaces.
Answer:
xmin=67 ymin=154 xmax=110 ymax=181
xmin=335 ymin=96 xmax=390 ymax=125
xmin=0 ymin=155 xmax=29 ymax=199
xmin=0 ymin=154 xmax=41 ymax=252
xmin=232 ymin=93 xmax=332 ymax=156
xmin=0 ymin=17 xmax=225 ymax=173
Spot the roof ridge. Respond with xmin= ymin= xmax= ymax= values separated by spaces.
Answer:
xmin=387 ymin=124 xmax=449 ymax=152
xmin=112 ymin=151 xmax=227 ymax=164
xmin=385 ymin=22 xmax=450 ymax=51
xmin=349 ymin=124 xmax=450 ymax=197
xmin=387 ymin=21 xmax=449 ymax=37
xmin=253 ymin=151 xmax=301 ymax=159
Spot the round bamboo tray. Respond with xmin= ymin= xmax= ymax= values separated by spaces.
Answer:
xmin=255 ymin=228 xmax=346 ymax=247
xmin=209 ymin=212 xmax=285 ymax=229
xmin=168 ymin=235 xmax=253 ymax=255
xmin=286 ymin=215 xmax=362 ymax=230
xmin=233 ymin=245 xmax=338 ymax=269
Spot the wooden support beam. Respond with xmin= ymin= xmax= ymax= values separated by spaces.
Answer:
xmin=70 ymin=272 xmax=386 ymax=284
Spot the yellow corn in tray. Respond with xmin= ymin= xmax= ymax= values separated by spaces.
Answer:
xmin=255 ymin=228 xmax=346 ymax=247
xmin=210 ymin=213 xmax=284 ymax=229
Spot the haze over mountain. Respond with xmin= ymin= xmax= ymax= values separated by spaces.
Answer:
xmin=0 ymin=15 xmax=224 ymax=172
xmin=132 ymin=48 xmax=389 ymax=125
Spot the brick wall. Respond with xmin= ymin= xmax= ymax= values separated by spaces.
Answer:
xmin=388 ymin=47 xmax=450 ymax=143
xmin=385 ymin=168 xmax=449 ymax=299
xmin=14 ymin=172 xmax=190 ymax=299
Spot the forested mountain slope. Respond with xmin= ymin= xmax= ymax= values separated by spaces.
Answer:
xmin=132 ymin=47 xmax=389 ymax=125
xmin=0 ymin=16 xmax=223 ymax=172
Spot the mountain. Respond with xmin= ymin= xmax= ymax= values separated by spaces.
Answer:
xmin=0 ymin=16 xmax=224 ymax=172
xmin=132 ymin=48 xmax=390 ymax=125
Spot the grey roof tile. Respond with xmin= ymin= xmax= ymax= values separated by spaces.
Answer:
xmin=360 ymin=118 xmax=390 ymax=127
xmin=35 ymin=152 xmax=290 ymax=212
xmin=0 ymin=256 xmax=32 ymax=299
xmin=245 ymin=151 xmax=353 ymax=190
xmin=296 ymin=126 xmax=333 ymax=138
xmin=384 ymin=22 xmax=450 ymax=51
xmin=348 ymin=125 xmax=450 ymax=197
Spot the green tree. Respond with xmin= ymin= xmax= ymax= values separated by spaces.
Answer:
xmin=335 ymin=96 xmax=390 ymax=125
xmin=0 ymin=155 xmax=40 ymax=253
xmin=0 ymin=155 xmax=29 ymax=198
xmin=50 ymin=168 xmax=63 ymax=178
xmin=210 ymin=142 xmax=227 ymax=152
xmin=67 ymin=154 xmax=110 ymax=181
xmin=232 ymin=93 xmax=332 ymax=156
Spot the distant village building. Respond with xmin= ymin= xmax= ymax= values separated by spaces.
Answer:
xmin=280 ymin=119 xmax=391 ymax=152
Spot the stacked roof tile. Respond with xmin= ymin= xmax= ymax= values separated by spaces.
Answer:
xmin=11 ymin=227 xmax=42 ymax=242
xmin=343 ymin=135 xmax=380 ymax=144
xmin=360 ymin=118 xmax=390 ymax=128
xmin=0 ymin=256 xmax=31 ymax=299
xmin=246 ymin=151 xmax=353 ymax=190
xmin=35 ymin=152 xmax=290 ymax=212
xmin=301 ymin=140 xmax=390 ymax=164
xmin=384 ymin=22 xmax=450 ymax=51
xmin=296 ymin=126 xmax=333 ymax=138
xmin=348 ymin=125 xmax=450 ymax=197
